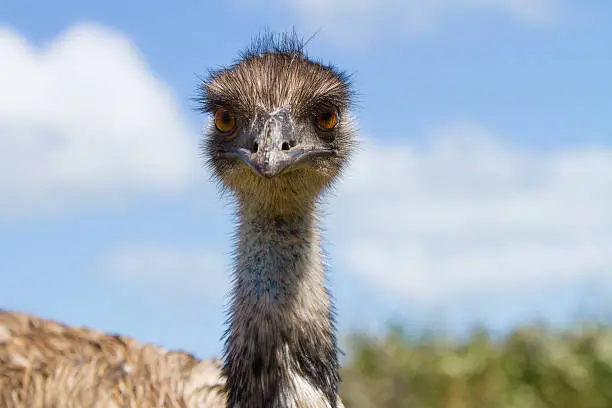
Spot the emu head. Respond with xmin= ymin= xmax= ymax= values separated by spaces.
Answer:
xmin=199 ymin=35 xmax=356 ymax=215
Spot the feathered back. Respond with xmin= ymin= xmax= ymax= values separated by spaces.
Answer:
xmin=0 ymin=311 xmax=226 ymax=407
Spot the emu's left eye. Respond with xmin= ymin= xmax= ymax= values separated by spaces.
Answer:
xmin=214 ymin=108 xmax=236 ymax=134
xmin=315 ymin=107 xmax=339 ymax=130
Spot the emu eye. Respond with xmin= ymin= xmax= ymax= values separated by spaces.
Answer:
xmin=214 ymin=108 xmax=236 ymax=134
xmin=315 ymin=107 xmax=339 ymax=130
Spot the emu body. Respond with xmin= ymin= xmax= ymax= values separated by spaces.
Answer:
xmin=0 ymin=311 xmax=226 ymax=407
xmin=0 ymin=33 xmax=356 ymax=408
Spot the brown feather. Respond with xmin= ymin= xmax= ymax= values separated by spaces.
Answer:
xmin=0 ymin=311 xmax=226 ymax=407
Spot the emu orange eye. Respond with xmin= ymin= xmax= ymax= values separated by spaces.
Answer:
xmin=214 ymin=108 xmax=236 ymax=134
xmin=316 ymin=108 xmax=339 ymax=130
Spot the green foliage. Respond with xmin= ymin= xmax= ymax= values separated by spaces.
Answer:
xmin=340 ymin=323 xmax=612 ymax=408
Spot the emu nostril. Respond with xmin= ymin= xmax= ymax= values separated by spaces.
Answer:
xmin=252 ymin=142 xmax=259 ymax=153
xmin=281 ymin=142 xmax=290 ymax=151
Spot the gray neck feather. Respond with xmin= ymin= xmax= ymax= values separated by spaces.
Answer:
xmin=223 ymin=205 xmax=340 ymax=408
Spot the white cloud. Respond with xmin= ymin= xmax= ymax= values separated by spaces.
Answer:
xmin=0 ymin=23 xmax=198 ymax=217
xmin=328 ymin=124 xmax=612 ymax=307
xmin=104 ymin=245 xmax=230 ymax=297
xmin=275 ymin=0 xmax=562 ymax=45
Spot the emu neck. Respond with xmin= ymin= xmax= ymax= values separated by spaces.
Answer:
xmin=223 ymin=205 xmax=339 ymax=408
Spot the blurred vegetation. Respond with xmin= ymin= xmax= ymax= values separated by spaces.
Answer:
xmin=340 ymin=323 xmax=612 ymax=408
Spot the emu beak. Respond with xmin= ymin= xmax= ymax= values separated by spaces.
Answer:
xmin=221 ymin=110 xmax=337 ymax=178
xmin=228 ymin=145 xmax=337 ymax=179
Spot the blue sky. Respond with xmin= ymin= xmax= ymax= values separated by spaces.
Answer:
xmin=1 ymin=0 xmax=611 ymax=360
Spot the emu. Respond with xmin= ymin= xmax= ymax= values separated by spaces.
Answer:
xmin=0 ymin=32 xmax=356 ymax=408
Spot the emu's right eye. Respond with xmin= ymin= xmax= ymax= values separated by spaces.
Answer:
xmin=315 ymin=107 xmax=339 ymax=131
xmin=214 ymin=108 xmax=236 ymax=134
